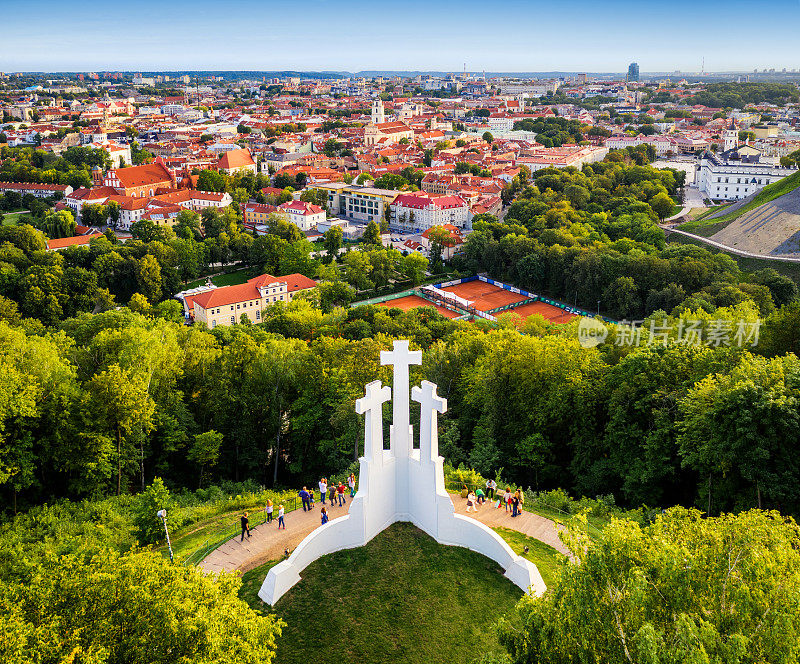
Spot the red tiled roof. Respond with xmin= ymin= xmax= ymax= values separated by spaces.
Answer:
xmin=112 ymin=163 xmax=173 ymax=189
xmin=192 ymin=273 xmax=284 ymax=309
xmin=279 ymin=200 xmax=324 ymax=215
xmin=67 ymin=186 xmax=118 ymax=201
xmin=393 ymin=193 xmax=466 ymax=210
xmin=218 ymin=148 xmax=255 ymax=170
xmin=0 ymin=182 xmax=70 ymax=192
xmin=283 ymin=273 xmax=317 ymax=292
xmin=47 ymin=232 xmax=104 ymax=250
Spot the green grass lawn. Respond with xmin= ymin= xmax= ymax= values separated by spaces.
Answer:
xmin=2 ymin=210 xmax=31 ymax=226
xmin=492 ymin=527 xmax=563 ymax=588
xmin=184 ymin=267 xmax=251 ymax=290
xmin=243 ymin=522 xmax=524 ymax=664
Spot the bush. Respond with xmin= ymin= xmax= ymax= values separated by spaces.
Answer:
xmin=532 ymin=488 xmax=574 ymax=514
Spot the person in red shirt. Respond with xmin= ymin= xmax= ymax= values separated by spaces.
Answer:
xmin=337 ymin=481 xmax=346 ymax=506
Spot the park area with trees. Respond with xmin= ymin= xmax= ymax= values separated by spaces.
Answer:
xmin=2 ymin=144 xmax=800 ymax=663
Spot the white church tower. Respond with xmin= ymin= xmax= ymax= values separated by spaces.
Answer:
xmin=371 ymin=98 xmax=385 ymax=124
xmin=723 ymin=120 xmax=738 ymax=152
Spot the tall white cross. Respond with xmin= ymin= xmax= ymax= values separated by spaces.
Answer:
xmin=355 ymin=380 xmax=391 ymax=461
xmin=411 ymin=380 xmax=447 ymax=461
xmin=380 ymin=340 xmax=422 ymax=457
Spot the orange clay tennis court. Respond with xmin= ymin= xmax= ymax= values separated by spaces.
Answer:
xmin=512 ymin=301 xmax=579 ymax=324
xmin=378 ymin=295 xmax=463 ymax=319
xmin=439 ymin=281 xmax=527 ymax=311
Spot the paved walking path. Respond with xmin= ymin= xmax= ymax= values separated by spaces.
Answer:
xmin=199 ymin=497 xmax=353 ymax=574
xmin=450 ymin=494 xmax=571 ymax=557
xmin=199 ymin=492 xmax=569 ymax=575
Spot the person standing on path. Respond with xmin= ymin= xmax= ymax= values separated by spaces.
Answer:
xmin=240 ymin=512 xmax=251 ymax=541
xmin=512 ymin=491 xmax=521 ymax=518
xmin=505 ymin=487 xmax=513 ymax=513
xmin=319 ymin=478 xmax=327 ymax=504
xmin=348 ymin=473 xmax=356 ymax=497
xmin=277 ymin=504 xmax=285 ymax=529
xmin=328 ymin=483 xmax=336 ymax=506
xmin=299 ymin=487 xmax=311 ymax=512
xmin=337 ymin=481 xmax=346 ymax=506
xmin=266 ymin=499 xmax=274 ymax=524
xmin=321 ymin=507 xmax=329 ymax=525
xmin=486 ymin=478 xmax=496 ymax=500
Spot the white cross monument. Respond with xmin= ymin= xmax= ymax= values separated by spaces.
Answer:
xmin=258 ymin=340 xmax=545 ymax=605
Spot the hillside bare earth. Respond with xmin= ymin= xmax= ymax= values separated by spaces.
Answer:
xmin=710 ymin=187 xmax=800 ymax=256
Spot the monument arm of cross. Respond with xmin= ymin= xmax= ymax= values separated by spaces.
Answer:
xmin=355 ymin=380 xmax=391 ymax=460
xmin=411 ymin=380 xmax=447 ymax=461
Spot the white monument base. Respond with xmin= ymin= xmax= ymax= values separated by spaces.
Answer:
xmin=258 ymin=341 xmax=546 ymax=605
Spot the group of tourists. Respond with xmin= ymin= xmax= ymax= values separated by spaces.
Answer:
xmin=463 ymin=479 xmax=525 ymax=518
xmin=238 ymin=474 xmax=358 ymax=543
xmin=297 ymin=473 xmax=357 ymax=514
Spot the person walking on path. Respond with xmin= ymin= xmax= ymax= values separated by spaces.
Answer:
xmin=319 ymin=478 xmax=328 ymax=504
xmin=337 ymin=482 xmax=346 ymax=506
xmin=299 ymin=487 xmax=311 ymax=512
xmin=321 ymin=507 xmax=329 ymax=525
xmin=348 ymin=473 xmax=356 ymax=497
xmin=328 ymin=483 xmax=336 ymax=506
xmin=309 ymin=489 xmax=315 ymax=508
xmin=266 ymin=499 xmax=274 ymax=524
xmin=486 ymin=478 xmax=496 ymax=500
xmin=240 ymin=512 xmax=251 ymax=541
xmin=277 ymin=504 xmax=285 ymax=529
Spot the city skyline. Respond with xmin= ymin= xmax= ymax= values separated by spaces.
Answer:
xmin=2 ymin=0 xmax=800 ymax=72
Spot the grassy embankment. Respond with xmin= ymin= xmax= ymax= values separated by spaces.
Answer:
xmin=678 ymin=170 xmax=800 ymax=237
xmin=238 ymin=522 xmax=564 ymax=664
xmin=667 ymin=232 xmax=800 ymax=286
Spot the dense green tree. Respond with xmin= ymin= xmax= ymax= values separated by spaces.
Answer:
xmin=497 ymin=508 xmax=800 ymax=664
xmin=1 ymin=548 xmax=281 ymax=664
xmin=362 ymin=220 xmax=382 ymax=247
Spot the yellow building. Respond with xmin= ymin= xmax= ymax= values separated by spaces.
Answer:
xmin=190 ymin=273 xmax=317 ymax=328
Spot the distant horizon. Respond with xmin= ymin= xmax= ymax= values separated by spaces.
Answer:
xmin=5 ymin=68 xmax=798 ymax=78
xmin=2 ymin=0 xmax=799 ymax=72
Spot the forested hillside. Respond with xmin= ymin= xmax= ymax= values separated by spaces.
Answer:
xmin=2 ymin=292 xmax=800 ymax=518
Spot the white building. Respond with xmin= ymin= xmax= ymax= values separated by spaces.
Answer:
xmin=488 ymin=115 xmax=515 ymax=132
xmin=390 ymin=192 xmax=470 ymax=232
xmin=277 ymin=200 xmax=326 ymax=231
xmin=698 ymin=146 xmax=796 ymax=201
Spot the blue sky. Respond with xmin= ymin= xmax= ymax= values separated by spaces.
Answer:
xmin=1 ymin=0 xmax=799 ymax=73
